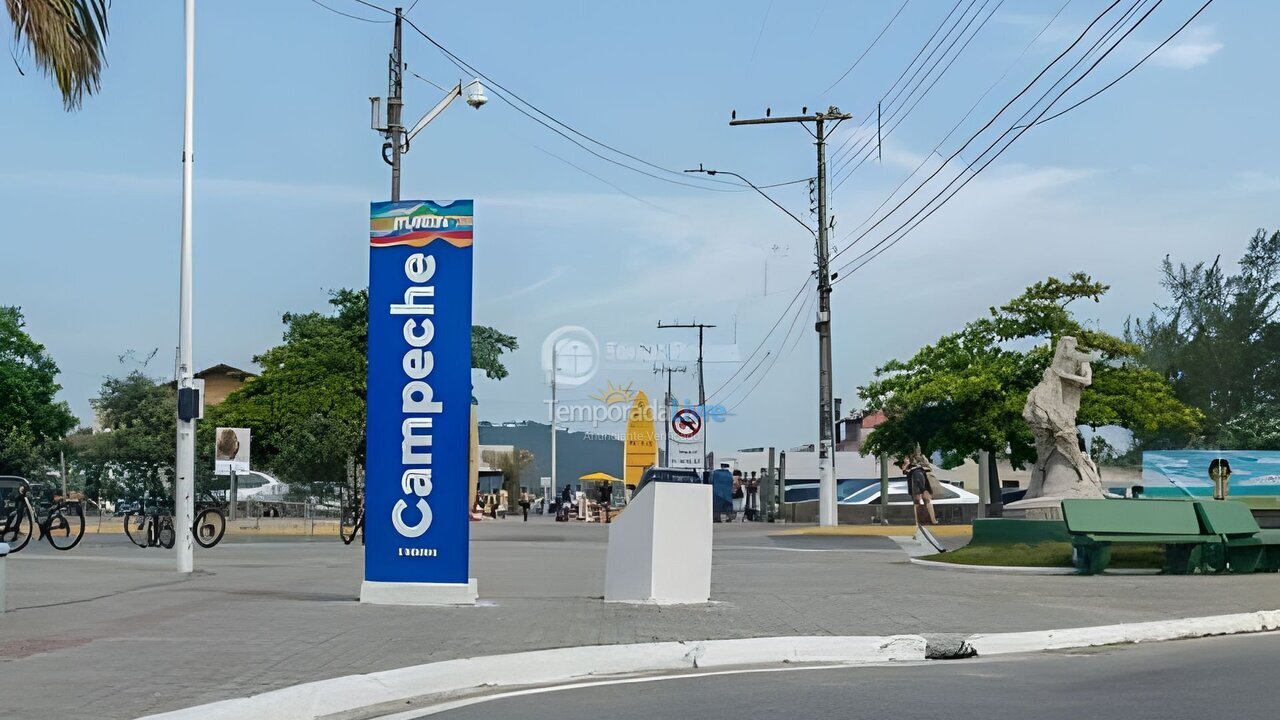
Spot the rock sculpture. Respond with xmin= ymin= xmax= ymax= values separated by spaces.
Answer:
xmin=1022 ymin=336 xmax=1104 ymax=499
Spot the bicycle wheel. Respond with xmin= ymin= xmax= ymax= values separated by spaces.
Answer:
xmin=158 ymin=517 xmax=176 ymax=549
xmin=123 ymin=512 xmax=149 ymax=548
xmin=1 ymin=499 xmax=35 ymax=553
xmin=340 ymin=507 xmax=360 ymax=545
xmin=193 ymin=507 xmax=226 ymax=548
xmin=44 ymin=502 xmax=85 ymax=551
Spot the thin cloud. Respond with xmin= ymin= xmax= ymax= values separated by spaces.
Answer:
xmin=1149 ymin=25 xmax=1221 ymax=69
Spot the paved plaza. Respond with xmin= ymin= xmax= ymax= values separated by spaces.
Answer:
xmin=3 ymin=518 xmax=1279 ymax=719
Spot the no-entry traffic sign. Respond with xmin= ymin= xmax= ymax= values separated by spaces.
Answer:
xmin=672 ymin=408 xmax=702 ymax=439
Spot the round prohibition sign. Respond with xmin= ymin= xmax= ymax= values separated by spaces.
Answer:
xmin=672 ymin=408 xmax=702 ymax=439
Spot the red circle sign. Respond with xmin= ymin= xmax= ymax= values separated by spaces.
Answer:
xmin=672 ymin=408 xmax=701 ymax=439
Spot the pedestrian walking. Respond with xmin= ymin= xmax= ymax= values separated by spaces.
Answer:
xmin=1209 ymin=458 xmax=1232 ymax=500
xmin=898 ymin=458 xmax=937 ymax=525
xmin=731 ymin=474 xmax=745 ymax=520
xmin=598 ymin=481 xmax=614 ymax=523
xmin=519 ymin=488 xmax=531 ymax=521
xmin=745 ymin=475 xmax=759 ymax=521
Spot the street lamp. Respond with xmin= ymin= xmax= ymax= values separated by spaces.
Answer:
xmin=685 ymin=165 xmax=816 ymax=238
xmin=371 ymin=78 xmax=487 ymax=201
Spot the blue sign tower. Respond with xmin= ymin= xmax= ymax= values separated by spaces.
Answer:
xmin=361 ymin=200 xmax=477 ymax=605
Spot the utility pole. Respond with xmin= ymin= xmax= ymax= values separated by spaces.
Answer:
xmin=550 ymin=343 xmax=558 ymax=498
xmin=657 ymin=322 xmax=715 ymax=477
xmin=174 ymin=0 xmax=198 ymax=573
xmin=387 ymin=7 xmax=404 ymax=201
xmin=653 ymin=364 xmax=687 ymax=466
xmin=730 ymin=106 xmax=851 ymax=527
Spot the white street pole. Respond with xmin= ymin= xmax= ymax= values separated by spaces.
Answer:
xmin=550 ymin=344 xmax=558 ymax=503
xmin=175 ymin=0 xmax=196 ymax=574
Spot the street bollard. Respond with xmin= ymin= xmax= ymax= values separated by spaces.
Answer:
xmin=0 ymin=542 xmax=9 ymax=613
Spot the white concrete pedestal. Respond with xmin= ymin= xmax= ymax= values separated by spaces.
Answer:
xmin=605 ymin=482 xmax=712 ymax=604
xmin=359 ymin=578 xmax=478 ymax=606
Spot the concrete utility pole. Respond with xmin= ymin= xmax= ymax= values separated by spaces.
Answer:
xmin=174 ymin=0 xmax=198 ymax=573
xmin=657 ymin=322 xmax=715 ymax=477
xmin=653 ymin=364 xmax=688 ymax=466
xmin=550 ymin=343 xmax=558 ymax=497
xmin=730 ymin=107 xmax=851 ymax=527
xmin=387 ymin=7 xmax=404 ymax=201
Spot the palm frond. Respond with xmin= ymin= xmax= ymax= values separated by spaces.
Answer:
xmin=6 ymin=0 xmax=109 ymax=110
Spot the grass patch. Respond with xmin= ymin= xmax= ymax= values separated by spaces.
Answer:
xmin=923 ymin=542 xmax=1166 ymax=570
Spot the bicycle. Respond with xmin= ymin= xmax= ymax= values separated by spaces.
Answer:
xmin=124 ymin=498 xmax=176 ymax=549
xmin=0 ymin=476 xmax=86 ymax=553
xmin=124 ymin=494 xmax=227 ymax=549
xmin=193 ymin=492 xmax=228 ymax=549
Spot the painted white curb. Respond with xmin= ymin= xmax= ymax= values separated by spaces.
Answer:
xmin=968 ymin=609 xmax=1280 ymax=656
xmin=136 ymin=610 xmax=1280 ymax=720
xmin=909 ymin=557 xmax=1079 ymax=575
xmin=134 ymin=635 xmax=927 ymax=720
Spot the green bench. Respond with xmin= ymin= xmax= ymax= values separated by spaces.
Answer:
xmin=1193 ymin=500 xmax=1280 ymax=574
xmin=1062 ymin=499 xmax=1219 ymax=575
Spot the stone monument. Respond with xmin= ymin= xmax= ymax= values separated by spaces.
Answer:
xmin=1022 ymin=336 xmax=1104 ymax=501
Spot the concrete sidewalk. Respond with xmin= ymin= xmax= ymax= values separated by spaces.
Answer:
xmin=2 ymin=518 xmax=1278 ymax=720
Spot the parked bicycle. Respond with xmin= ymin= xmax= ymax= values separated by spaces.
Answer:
xmin=123 ymin=493 xmax=226 ymax=550
xmin=0 ymin=475 xmax=86 ymax=553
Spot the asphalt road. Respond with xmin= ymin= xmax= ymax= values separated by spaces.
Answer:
xmin=427 ymin=633 xmax=1280 ymax=720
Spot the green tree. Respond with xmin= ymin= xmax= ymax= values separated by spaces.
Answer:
xmin=204 ymin=288 xmax=517 ymax=497
xmin=484 ymin=448 xmax=534 ymax=504
xmin=1127 ymin=229 xmax=1280 ymax=448
xmin=75 ymin=371 xmax=176 ymax=500
xmin=6 ymin=0 xmax=109 ymax=110
xmin=0 ymin=305 xmax=77 ymax=476
xmin=860 ymin=273 xmax=1201 ymax=469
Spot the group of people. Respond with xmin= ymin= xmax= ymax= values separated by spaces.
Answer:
xmin=553 ymin=482 xmax=614 ymax=523
xmin=473 ymin=487 xmax=542 ymax=522
xmin=729 ymin=470 xmax=762 ymax=521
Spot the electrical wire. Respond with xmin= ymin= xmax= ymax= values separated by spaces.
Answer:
xmin=307 ymin=0 xmax=389 ymax=23
xmin=706 ymin=277 xmax=811 ymax=403
xmin=825 ymin=0 xmax=1130 ymax=268
xmin=1024 ymin=0 xmax=1215 ymax=128
xmin=726 ymin=287 xmax=816 ymax=412
xmin=830 ymin=0 xmax=1004 ymax=189
xmin=823 ymin=0 xmax=912 ymax=93
xmin=834 ymin=0 xmax=1072 ymax=240
xmin=833 ymin=0 xmax=1199 ymax=283
xmin=350 ymin=0 xmax=753 ymax=193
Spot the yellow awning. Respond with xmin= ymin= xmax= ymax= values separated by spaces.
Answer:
xmin=578 ymin=472 xmax=621 ymax=483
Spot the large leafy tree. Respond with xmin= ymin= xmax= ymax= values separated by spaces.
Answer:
xmin=6 ymin=0 xmax=109 ymax=110
xmin=860 ymin=274 xmax=1201 ymax=469
xmin=0 ymin=306 xmax=77 ymax=476
xmin=75 ymin=371 xmax=176 ymax=500
xmin=1127 ymin=229 xmax=1280 ymax=449
xmin=204 ymin=289 xmax=517 ymax=499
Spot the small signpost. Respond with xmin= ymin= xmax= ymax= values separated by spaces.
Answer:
xmin=214 ymin=427 xmax=250 ymax=520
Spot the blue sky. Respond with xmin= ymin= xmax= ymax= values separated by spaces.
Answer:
xmin=2 ymin=0 xmax=1275 ymax=454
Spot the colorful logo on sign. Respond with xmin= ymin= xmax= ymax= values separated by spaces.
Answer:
xmin=364 ymin=199 xmax=474 ymax=588
xmin=370 ymin=200 xmax=474 ymax=249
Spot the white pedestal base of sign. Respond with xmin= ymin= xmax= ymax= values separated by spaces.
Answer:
xmin=605 ymin=482 xmax=712 ymax=604
xmin=359 ymin=578 xmax=479 ymax=606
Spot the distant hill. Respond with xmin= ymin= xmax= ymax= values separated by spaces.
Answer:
xmin=479 ymin=421 xmax=623 ymax=494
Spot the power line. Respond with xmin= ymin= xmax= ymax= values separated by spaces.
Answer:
xmin=307 ymin=0 xmax=390 ymax=23
xmin=706 ymin=277 xmax=811 ymax=403
xmin=350 ymin=0 xmax=753 ymax=194
xmin=834 ymin=0 xmax=1072 ymax=238
xmin=830 ymin=0 xmax=1004 ymax=189
xmin=834 ymin=0 xmax=1196 ymax=282
xmin=1025 ymin=0 xmax=1215 ymax=128
xmin=823 ymin=0 xmax=912 ymax=93
xmin=826 ymin=0 xmax=1131 ymax=268
xmin=827 ymin=0 xmax=966 ymax=167
xmin=726 ymin=287 xmax=815 ymax=412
